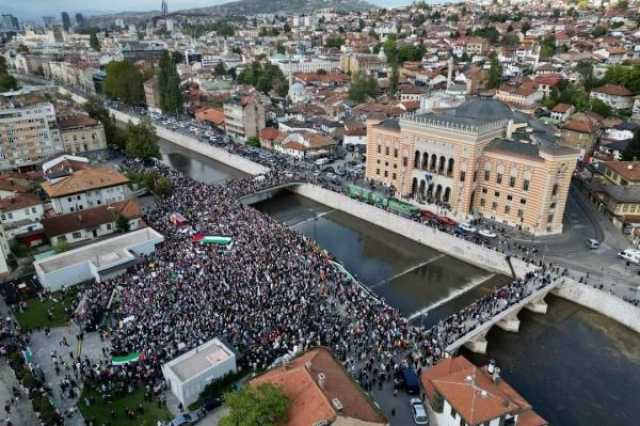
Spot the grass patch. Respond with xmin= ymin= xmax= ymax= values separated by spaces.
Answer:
xmin=14 ymin=290 xmax=77 ymax=331
xmin=78 ymin=387 xmax=171 ymax=426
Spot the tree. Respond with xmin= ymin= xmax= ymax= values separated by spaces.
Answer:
xmin=622 ymin=130 xmax=640 ymax=161
xmin=158 ymin=50 xmax=183 ymax=115
xmin=283 ymin=23 xmax=291 ymax=33
xmin=487 ymin=57 xmax=503 ymax=89
xmin=89 ymin=30 xmax=101 ymax=52
xmin=602 ymin=65 xmax=640 ymax=94
xmin=389 ymin=62 xmax=399 ymax=95
xmin=125 ymin=120 xmax=160 ymax=160
xmin=214 ymin=62 xmax=227 ymax=76
xmin=104 ymin=61 xmax=144 ymax=105
xmin=521 ymin=21 xmax=531 ymax=35
xmin=237 ymin=62 xmax=288 ymax=97
xmin=540 ymin=35 xmax=556 ymax=59
xmin=591 ymin=26 xmax=607 ymax=38
xmin=473 ymin=27 xmax=500 ymax=44
xmin=84 ymin=97 xmax=124 ymax=149
xmin=0 ymin=56 xmax=18 ymax=92
xmin=502 ymin=33 xmax=519 ymax=47
xmin=115 ymin=214 xmax=131 ymax=233
xmin=247 ymin=136 xmax=261 ymax=147
xmin=220 ymin=384 xmax=289 ymax=426
xmin=349 ymin=71 xmax=378 ymax=103
xmin=590 ymin=98 xmax=611 ymax=117
xmin=54 ymin=240 xmax=69 ymax=254
xmin=325 ymin=35 xmax=345 ymax=49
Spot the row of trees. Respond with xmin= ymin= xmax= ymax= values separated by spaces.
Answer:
xmin=237 ymin=62 xmax=288 ymax=98
xmin=349 ymin=71 xmax=378 ymax=103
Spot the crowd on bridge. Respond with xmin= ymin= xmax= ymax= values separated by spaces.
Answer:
xmin=71 ymin=160 xmax=563 ymax=403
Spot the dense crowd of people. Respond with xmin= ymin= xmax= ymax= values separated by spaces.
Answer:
xmin=75 ymin=161 xmax=562 ymax=396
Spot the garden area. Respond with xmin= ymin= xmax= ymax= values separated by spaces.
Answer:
xmin=78 ymin=387 xmax=171 ymax=426
xmin=14 ymin=289 xmax=78 ymax=331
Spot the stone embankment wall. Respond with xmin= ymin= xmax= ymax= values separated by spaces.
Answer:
xmin=553 ymin=280 xmax=640 ymax=333
xmin=292 ymin=184 xmax=532 ymax=278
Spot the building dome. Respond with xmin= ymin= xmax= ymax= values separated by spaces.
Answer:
xmin=448 ymin=97 xmax=514 ymax=122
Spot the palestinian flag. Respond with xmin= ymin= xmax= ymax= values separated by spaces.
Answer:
xmin=112 ymin=352 xmax=141 ymax=366
xmin=201 ymin=236 xmax=233 ymax=246
xmin=192 ymin=232 xmax=205 ymax=242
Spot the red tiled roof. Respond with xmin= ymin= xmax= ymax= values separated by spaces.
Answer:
xmin=0 ymin=194 xmax=42 ymax=212
xmin=604 ymin=161 xmax=640 ymax=182
xmin=593 ymin=84 xmax=633 ymax=97
xmin=552 ymin=103 xmax=572 ymax=113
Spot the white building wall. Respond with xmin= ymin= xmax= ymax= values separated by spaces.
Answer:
xmin=51 ymin=184 xmax=129 ymax=214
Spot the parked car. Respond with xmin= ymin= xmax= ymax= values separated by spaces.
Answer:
xmin=457 ymin=223 xmax=477 ymax=234
xmin=618 ymin=249 xmax=640 ymax=265
xmin=203 ymin=396 xmax=224 ymax=412
xmin=168 ymin=409 xmax=206 ymax=426
xmin=410 ymin=398 xmax=429 ymax=425
xmin=585 ymin=239 xmax=600 ymax=249
xmin=478 ymin=229 xmax=497 ymax=239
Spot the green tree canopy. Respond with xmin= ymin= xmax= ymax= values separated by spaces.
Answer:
xmin=590 ymin=98 xmax=611 ymax=117
xmin=0 ymin=56 xmax=18 ymax=92
xmin=237 ymin=62 xmax=288 ymax=97
xmin=158 ymin=50 xmax=184 ymax=115
xmin=83 ymin=97 xmax=124 ymax=149
xmin=602 ymin=65 xmax=640 ymax=94
xmin=325 ymin=35 xmax=345 ymax=49
xmin=125 ymin=120 xmax=160 ymax=160
xmin=104 ymin=60 xmax=144 ymax=105
xmin=214 ymin=62 xmax=227 ymax=76
xmin=622 ymin=130 xmax=640 ymax=161
xmin=473 ymin=27 xmax=500 ymax=44
xmin=89 ymin=30 xmax=101 ymax=52
xmin=220 ymin=384 xmax=289 ymax=426
xmin=487 ymin=57 xmax=503 ymax=89
xmin=349 ymin=71 xmax=378 ymax=103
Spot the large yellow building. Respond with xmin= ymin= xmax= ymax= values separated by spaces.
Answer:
xmin=366 ymin=97 xmax=579 ymax=235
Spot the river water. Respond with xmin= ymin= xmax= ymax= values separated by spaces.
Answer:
xmin=158 ymin=138 xmax=640 ymax=426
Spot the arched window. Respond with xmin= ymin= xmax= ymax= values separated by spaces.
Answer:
xmin=414 ymin=151 xmax=420 ymax=168
xmin=447 ymin=158 xmax=455 ymax=176
xmin=422 ymin=152 xmax=429 ymax=170
xmin=443 ymin=187 xmax=451 ymax=202
xmin=438 ymin=156 xmax=446 ymax=174
xmin=430 ymin=154 xmax=438 ymax=171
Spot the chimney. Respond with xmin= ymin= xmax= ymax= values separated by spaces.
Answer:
xmin=317 ymin=372 xmax=326 ymax=389
xmin=492 ymin=366 xmax=501 ymax=384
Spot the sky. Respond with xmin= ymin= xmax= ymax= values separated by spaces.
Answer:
xmin=4 ymin=0 xmax=416 ymax=21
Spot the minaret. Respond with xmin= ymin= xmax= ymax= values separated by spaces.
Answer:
xmin=447 ymin=56 xmax=454 ymax=89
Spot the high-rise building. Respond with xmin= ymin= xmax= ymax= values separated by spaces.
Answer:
xmin=0 ymin=101 xmax=63 ymax=170
xmin=75 ymin=13 xmax=85 ymax=28
xmin=42 ymin=16 xmax=56 ymax=29
xmin=161 ymin=0 xmax=169 ymax=17
xmin=0 ymin=14 xmax=19 ymax=32
xmin=61 ymin=12 xmax=71 ymax=32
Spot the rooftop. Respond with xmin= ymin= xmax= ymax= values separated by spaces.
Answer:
xmin=604 ymin=161 xmax=640 ymax=182
xmin=0 ymin=193 xmax=42 ymax=212
xmin=166 ymin=338 xmax=235 ymax=382
xmin=35 ymin=227 xmax=163 ymax=274
xmin=422 ymin=356 xmax=547 ymax=426
xmin=58 ymin=114 xmax=100 ymax=130
xmin=41 ymin=166 xmax=129 ymax=198
xmin=250 ymin=347 xmax=387 ymax=426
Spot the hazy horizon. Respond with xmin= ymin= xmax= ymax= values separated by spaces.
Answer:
xmin=5 ymin=0 xmax=422 ymax=22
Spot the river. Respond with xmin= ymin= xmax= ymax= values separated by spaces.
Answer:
xmin=157 ymin=137 xmax=640 ymax=426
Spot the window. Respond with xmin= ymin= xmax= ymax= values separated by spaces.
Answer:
xmin=377 ymin=159 xmax=381 ymax=164
xmin=492 ymin=202 xmax=497 ymax=210
xmin=552 ymin=183 xmax=559 ymax=196
xmin=523 ymin=180 xmax=530 ymax=191
xmin=507 ymin=195 xmax=513 ymax=201
xmin=480 ymin=199 xmax=486 ymax=207
xmin=482 ymin=187 xmax=487 ymax=194
xmin=509 ymin=176 xmax=516 ymax=187
xmin=547 ymin=214 xmax=554 ymax=223
xmin=7 ymin=212 xmax=12 ymax=219
xmin=0 ymin=214 xmax=4 ymax=221
xmin=473 ymin=171 xmax=478 ymax=182
xmin=376 ymin=169 xmax=380 ymax=175
xmin=72 ymin=231 xmax=82 ymax=239
xmin=517 ymin=209 xmax=524 ymax=218
xmin=494 ymin=191 xmax=500 ymax=198
xmin=403 ymin=157 xmax=408 ymax=167
xmin=385 ymin=147 xmax=390 ymax=156
xmin=384 ymin=170 xmax=388 ymax=177
xmin=385 ymin=162 xmax=389 ymax=167
xmin=550 ymin=202 xmax=556 ymax=209
xmin=505 ymin=205 xmax=511 ymax=214
xmin=31 ymin=207 xmax=36 ymax=213
xmin=520 ymin=198 xmax=527 ymax=205
xmin=394 ymin=148 xmax=398 ymax=158
xmin=392 ymin=173 xmax=397 ymax=180
xmin=106 ymin=223 xmax=112 ymax=230
xmin=450 ymin=406 xmax=457 ymax=419
xmin=377 ymin=145 xmax=381 ymax=154
xmin=497 ymin=173 xmax=503 ymax=184
xmin=460 ymin=171 xmax=466 ymax=182
xmin=484 ymin=171 xmax=490 ymax=181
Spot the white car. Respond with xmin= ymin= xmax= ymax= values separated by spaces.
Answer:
xmin=410 ymin=398 xmax=429 ymax=425
xmin=478 ymin=229 xmax=497 ymax=239
xmin=458 ymin=223 xmax=477 ymax=234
